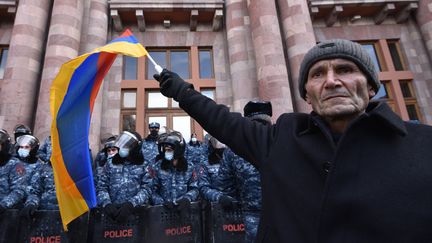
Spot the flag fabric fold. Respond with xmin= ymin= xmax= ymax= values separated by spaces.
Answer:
xmin=49 ymin=29 xmax=148 ymax=230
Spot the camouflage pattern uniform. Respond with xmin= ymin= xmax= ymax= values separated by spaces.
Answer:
xmin=147 ymin=159 xmax=199 ymax=205
xmin=217 ymin=147 xmax=262 ymax=242
xmin=141 ymin=136 xmax=158 ymax=166
xmin=0 ymin=157 xmax=26 ymax=209
xmin=97 ymin=158 xmax=150 ymax=207
xmin=37 ymin=136 xmax=52 ymax=163
xmin=24 ymin=163 xmax=58 ymax=209
xmin=197 ymin=156 xmax=224 ymax=202
xmin=18 ymin=158 xmax=43 ymax=201
xmin=185 ymin=142 xmax=204 ymax=166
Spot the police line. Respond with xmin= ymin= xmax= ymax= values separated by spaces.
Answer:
xmin=0 ymin=202 xmax=246 ymax=243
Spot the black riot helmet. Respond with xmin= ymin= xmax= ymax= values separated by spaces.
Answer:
xmin=157 ymin=131 xmax=186 ymax=159
xmin=13 ymin=124 xmax=32 ymax=142
xmin=103 ymin=135 xmax=118 ymax=149
xmin=114 ymin=131 xmax=141 ymax=158
xmin=16 ymin=134 xmax=40 ymax=158
xmin=0 ymin=129 xmax=11 ymax=154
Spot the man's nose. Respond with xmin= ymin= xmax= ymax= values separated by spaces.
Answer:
xmin=323 ymin=70 xmax=341 ymax=88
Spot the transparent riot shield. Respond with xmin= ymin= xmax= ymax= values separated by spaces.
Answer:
xmin=144 ymin=202 xmax=202 ymax=243
xmin=17 ymin=210 xmax=88 ymax=243
xmin=204 ymin=202 xmax=245 ymax=243
xmin=87 ymin=207 xmax=146 ymax=243
xmin=0 ymin=209 xmax=19 ymax=243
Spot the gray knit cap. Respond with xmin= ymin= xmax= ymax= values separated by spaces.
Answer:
xmin=298 ymin=39 xmax=380 ymax=99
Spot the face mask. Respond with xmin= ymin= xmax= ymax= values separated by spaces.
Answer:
xmin=191 ymin=138 xmax=197 ymax=143
xmin=18 ymin=148 xmax=30 ymax=158
xmin=107 ymin=153 xmax=115 ymax=159
xmin=119 ymin=148 xmax=129 ymax=158
xmin=165 ymin=151 xmax=174 ymax=161
xmin=150 ymin=130 xmax=159 ymax=136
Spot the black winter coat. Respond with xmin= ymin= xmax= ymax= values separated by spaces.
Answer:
xmin=178 ymin=89 xmax=432 ymax=243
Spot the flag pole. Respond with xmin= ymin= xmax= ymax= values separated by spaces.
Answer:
xmin=147 ymin=53 xmax=163 ymax=74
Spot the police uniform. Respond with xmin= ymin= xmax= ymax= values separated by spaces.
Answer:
xmin=0 ymin=157 xmax=26 ymax=209
xmin=147 ymin=159 xmax=198 ymax=205
xmin=97 ymin=158 xmax=150 ymax=207
xmin=24 ymin=162 xmax=58 ymax=209
xmin=185 ymin=141 xmax=204 ymax=166
xmin=141 ymin=137 xmax=158 ymax=166
xmin=218 ymin=147 xmax=262 ymax=242
xmin=197 ymin=156 xmax=223 ymax=202
xmin=37 ymin=136 xmax=52 ymax=163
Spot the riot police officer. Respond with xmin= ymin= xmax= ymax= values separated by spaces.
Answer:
xmin=198 ymin=136 xmax=235 ymax=203
xmin=94 ymin=135 xmax=118 ymax=169
xmin=141 ymin=122 xmax=160 ymax=166
xmin=185 ymin=133 xmax=205 ymax=166
xmin=20 ymin=159 xmax=58 ymax=220
xmin=217 ymin=100 xmax=272 ymax=242
xmin=15 ymin=135 xmax=42 ymax=196
xmin=146 ymin=131 xmax=198 ymax=215
xmin=37 ymin=136 xmax=52 ymax=163
xmin=0 ymin=129 xmax=26 ymax=214
xmin=97 ymin=131 xmax=149 ymax=223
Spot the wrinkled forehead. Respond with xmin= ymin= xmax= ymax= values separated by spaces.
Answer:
xmin=308 ymin=58 xmax=359 ymax=72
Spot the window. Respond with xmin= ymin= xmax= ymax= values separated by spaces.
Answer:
xmin=0 ymin=47 xmax=8 ymax=79
xmin=122 ymin=46 xmax=215 ymax=139
xmin=123 ymin=56 xmax=137 ymax=80
xmin=121 ymin=113 xmax=136 ymax=132
xmin=201 ymin=89 xmax=215 ymax=100
xmin=361 ymin=44 xmax=381 ymax=71
xmin=199 ymin=49 xmax=214 ymax=78
xmin=387 ymin=41 xmax=406 ymax=71
xmin=360 ymin=39 xmax=421 ymax=122
xmin=146 ymin=51 xmax=167 ymax=80
xmin=122 ymin=90 xmax=137 ymax=108
xmin=146 ymin=49 xmax=190 ymax=79
xmin=121 ymin=90 xmax=137 ymax=132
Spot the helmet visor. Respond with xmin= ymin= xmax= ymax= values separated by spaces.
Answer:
xmin=16 ymin=135 xmax=39 ymax=149
xmin=114 ymin=131 xmax=139 ymax=150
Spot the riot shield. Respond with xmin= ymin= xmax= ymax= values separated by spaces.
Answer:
xmin=204 ymin=202 xmax=245 ymax=243
xmin=87 ymin=207 xmax=146 ymax=243
xmin=0 ymin=209 xmax=19 ymax=243
xmin=144 ymin=202 xmax=202 ymax=243
xmin=17 ymin=210 xmax=88 ymax=243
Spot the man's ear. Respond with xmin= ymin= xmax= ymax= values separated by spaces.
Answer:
xmin=305 ymin=92 xmax=312 ymax=104
xmin=368 ymin=84 xmax=376 ymax=98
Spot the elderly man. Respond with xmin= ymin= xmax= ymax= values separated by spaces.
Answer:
xmin=154 ymin=39 xmax=432 ymax=242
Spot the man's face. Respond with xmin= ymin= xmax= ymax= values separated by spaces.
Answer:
xmin=107 ymin=147 xmax=118 ymax=156
xmin=305 ymin=58 xmax=375 ymax=119
xmin=149 ymin=127 xmax=159 ymax=134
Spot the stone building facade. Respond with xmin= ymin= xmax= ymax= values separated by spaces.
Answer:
xmin=0 ymin=0 xmax=431 ymax=154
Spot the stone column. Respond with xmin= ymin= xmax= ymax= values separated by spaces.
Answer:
xmin=33 ymin=0 xmax=84 ymax=139
xmin=277 ymin=0 xmax=316 ymax=113
xmin=247 ymin=0 xmax=293 ymax=119
xmin=79 ymin=0 xmax=108 ymax=155
xmin=225 ymin=0 xmax=259 ymax=112
xmin=0 ymin=0 xmax=52 ymax=133
xmin=416 ymin=0 xmax=432 ymax=63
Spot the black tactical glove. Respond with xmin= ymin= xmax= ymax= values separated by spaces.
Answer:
xmin=163 ymin=201 xmax=175 ymax=209
xmin=116 ymin=202 xmax=134 ymax=223
xmin=20 ymin=205 xmax=37 ymax=220
xmin=154 ymin=69 xmax=194 ymax=101
xmin=219 ymin=195 xmax=237 ymax=210
xmin=176 ymin=198 xmax=191 ymax=219
xmin=104 ymin=203 xmax=118 ymax=220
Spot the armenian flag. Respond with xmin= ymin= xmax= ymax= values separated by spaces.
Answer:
xmin=50 ymin=29 xmax=148 ymax=230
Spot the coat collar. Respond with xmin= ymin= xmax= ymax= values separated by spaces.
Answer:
xmin=301 ymin=101 xmax=407 ymax=137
